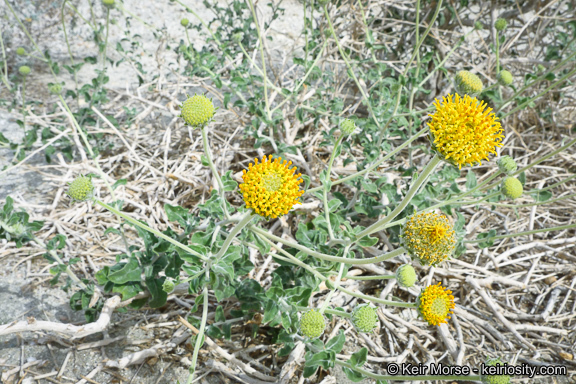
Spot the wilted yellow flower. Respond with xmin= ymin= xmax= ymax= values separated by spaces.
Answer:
xmin=239 ymin=155 xmax=304 ymax=219
xmin=401 ymin=211 xmax=456 ymax=266
xmin=417 ymin=283 xmax=455 ymax=326
xmin=428 ymin=94 xmax=504 ymax=169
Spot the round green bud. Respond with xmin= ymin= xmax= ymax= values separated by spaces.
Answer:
xmin=474 ymin=21 xmax=483 ymax=30
xmin=497 ymin=70 xmax=513 ymax=86
xmin=232 ymin=33 xmax=243 ymax=43
xmin=299 ymin=309 xmax=326 ymax=339
xmin=162 ymin=278 xmax=176 ymax=294
xmin=537 ymin=64 xmax=546 ymax=73
xmin=102 ymin=0 xmax=115 ymax=7
xmin=395 ymin=264 xmax=417 ymax=288
xmin=495 ymin=18 xmax=507 ymax=32
xmin=497 ymin=156 xmax=517 ymax=175
xmin=340 ymin=119 xmax=357 ymax=136
xmin=48 ymin=83 xmax=63 ymax=95
xmin=454 ymin=70 xmax=483 ymax=97
xmin=19 ymin=66 xmax=31 ymax=76
xmin=181 ymin=18 xmax=189 ymax=27
xmin=67 ymin=175 xmax=95 ymax=202
xmin=501 ymin=176 xmax=523 ymax=200
xmin=180 ymin=94 xmax=215 ymax=128
xmin=481 ymin=357 xmax=511 ymax=384
xmin=16 ymin=47 xmax=26 ymax=56
xmin=351 ymin=304 xmax=378 ymax=333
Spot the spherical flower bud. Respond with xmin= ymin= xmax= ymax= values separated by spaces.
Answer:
xmin=351 ymin=304 xmax=378 ymax=333
xmin=232 ymin=33 xmax=243 ymax=43
xmin=16 ymin=47 xmax=26 ymax=56
xmin=19 ymin=66 xmax=31 ymax=76
xmin=67 ymin=175 xmax=95 ymax=202
xmin=497 ymin=70 xmax=513 ymax=86
xmin=102 ymin=0 xmax=115 ymax=7
xmin=395 ymin=264 xmax=417 ymax=288
xmin=340 ymin=119 xmax=357 ymax=136
xmin=181 ymin=18 xmax=189 ymax=27
xmin=417 ymin=283 xmax=455 ymax=326
xmin=501 ymin=176 xmax=522 ymax=200
xmin=299 ymin=309 xmax=326 ymax=339
xmin=497 ymin=156 xmax=517 ymax=175
xmin=180 ymin=94 xmax=215 ymax=128
xmin=162 ymin=278 xmax=176 ymax=294
xmin=474 ymin=21 xmax=483 ymax=30
xmin=481 ymin=357 xmax=511 ymax=384
xmin=48 ymin=83 xmax=63 ymax=95
xmin=454 ymin=70 xmax=483 ymax=97
xmin=495 ymin=18 xmax=507 ymax=32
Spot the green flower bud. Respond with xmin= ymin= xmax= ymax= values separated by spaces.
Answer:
xmin=162 ymin=278 xmax=176 ymax=294
xmin=181 ymin=18 xmax=189 ymax=27
xmin=299 ymin=309 xmax=326 ymax=339
xmin=48 ymin=83 xmax=63 ymax=95
xmin=474 ymin=21 xmax=483 ymax=30
xmin=501 ymin=176 xmax=523 ymax=200
xmin=340 ymin=118 xmax=357 ymax=136
xmin=102 ymin=0 xmax=115 ymax=7
xmin=16 ymin=47 xmax=26 ymax=56
xmin=390 ymin=83 xmax=402 ymax=93
xmin=495 ymin=18 xmax=507 ymax=32
xmin=481 ymin=357 xmax=511 ymax=384
xmin=395 ymin=264 xmax=417 ymax=288
xmin=232 ymin=33 xmax=243 ymax=43
xmin=537 ymin=64 xmax=546 ymax=73
xmin=351 ymin=304 xmax=378 ymax=333
xmin=454 ymin=70 xmax=483 ymax=97
xmin=180 ymin=94 xmax=215 ymax=128
xmin=497 ymin=70 xmax=513 ymax=86
xmin=497 ymin=156 xmax=517 ymax=175
xmin=67 ymin=175 xmax=95 ymax=202
xmin=19 ymin=66 xmax=31 ymax=76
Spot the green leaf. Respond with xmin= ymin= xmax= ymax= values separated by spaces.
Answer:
xmin=358 ymin=235 xmax=378 ymax=247
xmin=201 ymin=155 xmax=209 ymax=166
xmin=112 ymin=282 xmax=144 ymax=300
xmin=146 ymin=276 xmax=168 ymax=308
xmin=342 ymin=366 xmax=365 ymax=382
xmin=303 ymin=365 xmax=318 ymax=378
xmin=305 ymin=351 xmax=335 ymax=370
xmin=530 ymin=190 xmax=552 ymax=202
xmin=222 ymin=170 xmax=238 ymax=191
xmin=349 ymin=347 xmax=368 ymax=368
xmin=465 ymin=170 xmax=477 ymax=190
xmin=477 ymin=229 xmax=497 ymax=249
xmin=46 ymin=234 xmax=66 ymax=251
xmin=108 ymin=256 xmax=142 ymax=284
xmin=327 ymin=199 xmax=342 ymax=213
xmin=325 ymin=330 xmax=345 ymax=353
xmin=112 ymin=179 xmax=127 ymax=190
xmin=215 ymin=305 xmax=226 ymax=323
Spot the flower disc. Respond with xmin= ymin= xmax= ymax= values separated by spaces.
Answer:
xmin=417 ymin=283 xmax=455 ymax=326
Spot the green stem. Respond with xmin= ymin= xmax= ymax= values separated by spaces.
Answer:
xmin=21 ymin=76 xmax=26 ymax=133
xmin=296 ymin=305 xmax=350 ymax=318
xmin=319 ymin=244 xmax=350 ymax=314
xmin=306 ymin=127 xmax=428 ymax=195
xmin=323 ymin=135 xmax=344 ymax=240
xmin=184 ymin=27 xmax=191 ymax=47
xmin=355 ymin=155 xmax=441 ymax=240
xmin=201 ymin=125 xmax=230 ymax=219
xmin=0 ymin=29 xmax=11 ymax=90
xmin=491 ymin=192 xmax=576 ymax=208
xmin=250 ymin=225 xmax=405 ymax=265
xmin=212 ymin=212 xmax=255 ymax=260
xmin=187 ymin=278 xmax=209 ymax=384
xmin=344 ymin=274 xmax=395 ymax=281
xmin=102 ymin=7 xmax=110 ymax=70
xmin=61 ymin=0 xmax=80 ymax=106
xmin=95 ymin=200 xmax=208 ymax=261
xmin=495 ymin=30 xmax=501 ymax=74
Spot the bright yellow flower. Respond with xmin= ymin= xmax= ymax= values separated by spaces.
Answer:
xmin=239 ymin=155 xmax=304 ymax=219
xmin=417 ymin=283 xmax=455 ymax=326
xmin=428 ymin=94 xmax=504 ymax=169
xmin=401 ymin=211 xmax=456 ymax=266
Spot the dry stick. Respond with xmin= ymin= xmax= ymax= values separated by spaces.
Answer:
xmin=465 ymin=277 xmax=537 ymax=351
xmin=0 ymin=296 xmax=121 ymax=338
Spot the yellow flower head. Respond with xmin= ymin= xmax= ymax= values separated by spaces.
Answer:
xmin=417 ymin=283 xmax=455 ymax=326
xmin=401 ymin=211 xmax=456 ymax=266
xmin=428 ymin=94 xmax=504 ymax=169
xmin=239 ymin=155 xmax=304 ymax=219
